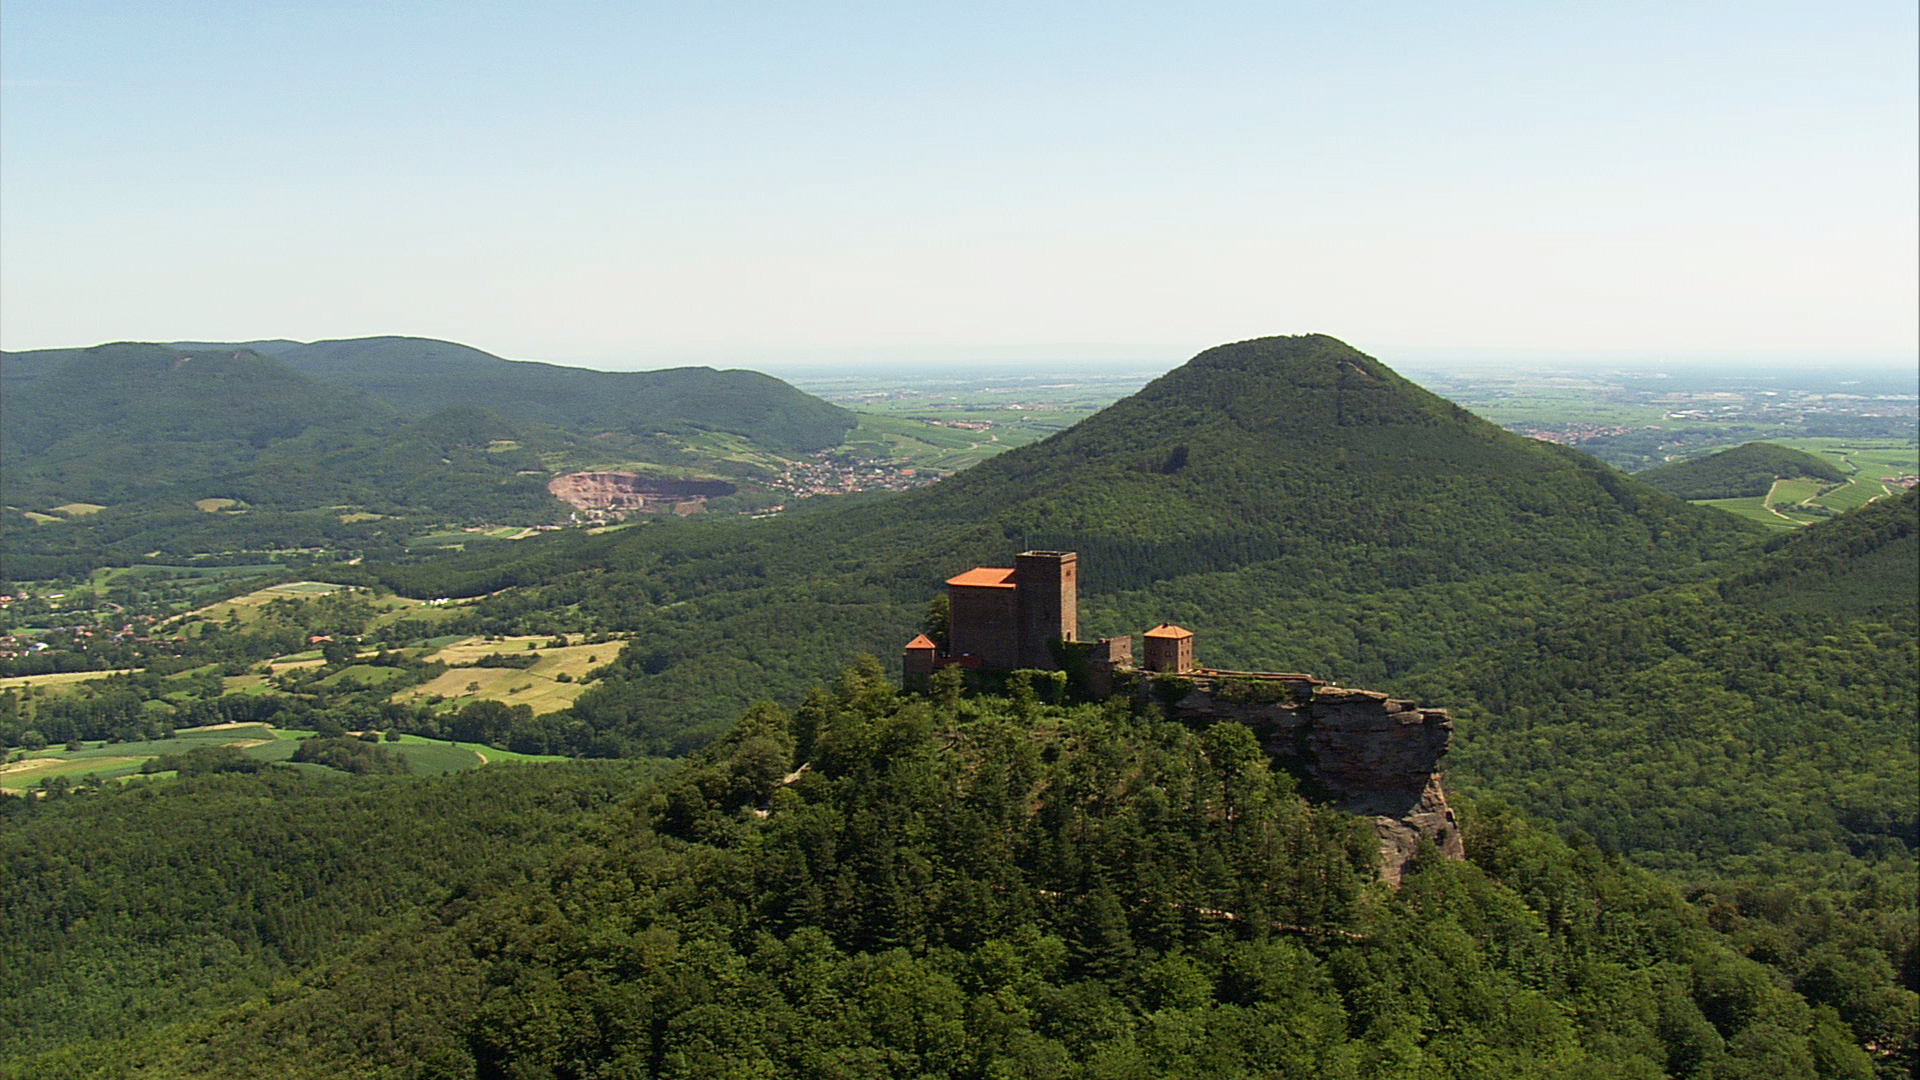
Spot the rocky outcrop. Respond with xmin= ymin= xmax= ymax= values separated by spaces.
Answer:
xmin=1150 ymin=677 xmax=1462 ymax=885
xmin=547 ymin=472 xmax=736 ymax=512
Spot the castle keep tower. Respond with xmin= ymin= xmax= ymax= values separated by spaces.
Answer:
xmin=934 ymin=550 xmax=1081 ymax=672
xmin=1014 ymin=551 xmax=1077 ymax=669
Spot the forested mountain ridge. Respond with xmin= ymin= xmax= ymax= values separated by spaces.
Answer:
xmin=360 ymin=334 xmax=1760 ymax=752
xmin=1404 ymin=490 xmax=1917 ymax=1067
xmin=0 ymin=343 xmax=392 ymax=507
xmin=0 ymin=679 xmax=1883 ymax=1078
xmin=197 ymin=334 xmax=858 ymax=454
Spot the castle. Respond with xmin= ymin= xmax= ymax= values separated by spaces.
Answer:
xmin=902 ymin=548 xmax=1309 ymax=696
xmin=902 ymin=550 xmax=1464 ymax=884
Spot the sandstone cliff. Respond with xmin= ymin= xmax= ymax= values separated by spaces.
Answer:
xmin=1150 ymin=678 xmax=1463 ymax=885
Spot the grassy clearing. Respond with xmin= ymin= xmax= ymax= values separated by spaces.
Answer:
xmin=194 ymin=498 xmax=243 ymax=512
xmin=51 ymin=503 xmax=107 ymax=516
xmin=22 ymin=511 xmax=62 ymax=524
xmin=391 ymin=636 xmax=613 ymax=716
xmin=0 ymin=724 xmax=282 ymax=792
xmin=220 ymin=673 xmax=275 ymax=695
xmin=313 ymin=664 xmax=410 ymax=689
xmin=0 ymin=756 xmax=147 ymax=789
xmin=1816 ymin=477 xmax=1893 ymax=511
xmin=268 ymin=581 xmax=349 ymax=595
xmin=173 ymin=580 xmax=361 ymax=628
xmin=0 ymin=669 xmax=139 ymax=693
xmin=2 ymin=722 xmax=568 ymax=791
xmin=1698 ymin=497 xmax=1798 ymax=530
xmin=1768 ymin=477 xmax=1826 ymax=505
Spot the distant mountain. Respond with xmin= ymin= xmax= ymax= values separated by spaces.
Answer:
xmin=0 ymin=343 xmax=391 ymax=507
xmin=1637 ymin=441 xmax=1848 ymax=500
xmin=906 ymin=333 xmax=1754 ymax=590
xmin=1 ymin=337 xmax=863 ymax=577
xmin=203 ymin=335 xmax=858 ymax=454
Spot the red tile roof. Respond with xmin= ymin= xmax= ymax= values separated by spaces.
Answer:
xmin=1144 ymin=623 xmax=1193 ymax=639
xmin=904 ymin=634 xmax=938 ymax=650
xmin=945 ymin=567 xmax=1016 ymax=588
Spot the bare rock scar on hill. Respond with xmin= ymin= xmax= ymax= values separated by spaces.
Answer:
xmin=547 ymin=472 xmax=737 ymax=515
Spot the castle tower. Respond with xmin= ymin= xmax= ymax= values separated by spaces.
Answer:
xmin=1143 ymin=623 xmax=1195 ymax=674
xmin=901 ymin=634 xmax=939 ymax=693
xmin=1015 ymin=551 xmax=1078 ymax=669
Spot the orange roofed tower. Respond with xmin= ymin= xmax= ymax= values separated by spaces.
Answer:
xmin=1143 ymin=623 xmax=1195 ymax=674
xmin=941 ymin=551 xmax=1080 ymax=671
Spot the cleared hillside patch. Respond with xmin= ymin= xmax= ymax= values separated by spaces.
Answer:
xmin=391 ymin=635 xmax=610 ymax=715
xmin=0 ymin=669 xmax=140 ymax=694
xmin=1697 ymin=497 xmax=1799 ymax=530
xmin=0 ymin=724 xmax=282 ymax=792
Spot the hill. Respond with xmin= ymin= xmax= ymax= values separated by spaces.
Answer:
xmin=245 ymin=335 xmax=857 ymax=454
xmin=0 ymin=343 xmax=392 ymax=508
xmin=1638 ymin=441 xmax=1849 ymax=500
xmin=0 ymin=684 xmax=1880 ymax=1078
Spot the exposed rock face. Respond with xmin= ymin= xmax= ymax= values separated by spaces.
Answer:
xmin=1152 ymin=678 xmax=1462 ymax=885
xmin=547 ymin=472 xmax=736 ymax=512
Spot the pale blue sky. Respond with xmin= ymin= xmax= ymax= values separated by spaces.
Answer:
xmin=3 ymin=1 xmax=1914 ymax=368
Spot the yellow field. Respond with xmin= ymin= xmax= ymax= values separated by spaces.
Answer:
xmin=52 ymin=502 xmax=107 ymax=516
xmin=0 ymin=668 xmax=137 ymax=693
xmin=194 ymin=498 xmax=243 ymax=512
xmin=392 ymin=636 xmax=616 ymax=716
xmin=22 ymin=511 xmax=61 ymax=524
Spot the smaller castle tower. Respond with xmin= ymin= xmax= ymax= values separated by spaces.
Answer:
xmin=902 ymin=634 xmax=939 ymax=693
xmin=1143 ymin=624 xmax=1195 ymax=674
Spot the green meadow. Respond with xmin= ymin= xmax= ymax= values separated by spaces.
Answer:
xmin=0 ymin=723 xmax=568 ymax=792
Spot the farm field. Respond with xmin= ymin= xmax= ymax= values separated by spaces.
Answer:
xmin=0 ymin=723 xmax=281 ymax=793
xmin=0 ymin=668 xmax=138 ymax=693
xmin=173 ymin=580 xmax=355 ymax=627
xmin=313 ymin=663 xmax=411 ymax=689
xmin=392 ymin=635 xmax=614 ymax=716
xmin=1768 ymin=438 xmax=1918 ymax=512
xmin=1 ymin=723 xmax=570 ymax=792
xmin=1697 ymin=497 xmax=1798 ymax=530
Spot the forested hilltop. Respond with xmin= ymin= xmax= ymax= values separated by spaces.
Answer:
xmin=190 ymin=335 xmax=857 ymax=454
xmin=1638 ymin=442 xmax=1850 ymax=501
xmin=0 ymin=676 xmax=1886 ymax=1078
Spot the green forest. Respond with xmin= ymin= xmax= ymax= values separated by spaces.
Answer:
xmin=0 ymin=674 xmax=1893 ymax=1078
